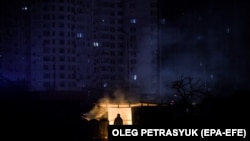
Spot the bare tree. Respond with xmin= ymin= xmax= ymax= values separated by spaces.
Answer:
xmin=171 ymin=75 xmax=208 ymax=107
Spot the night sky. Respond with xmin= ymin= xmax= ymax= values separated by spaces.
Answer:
xmin=157 ymin=0 xmax=250 ymax=97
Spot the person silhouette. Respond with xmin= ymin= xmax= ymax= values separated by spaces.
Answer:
xmin=114 ymin=114 xmax=123 ymax=125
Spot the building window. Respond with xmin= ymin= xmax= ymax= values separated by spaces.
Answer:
xmin=59 ymin=56 xmax=65 ymax=62
xmin=59 ymin=65 xmax=65 ymax=70
xmin=129 ymin=3 xmax=135 ymax=8
xmin=93 ymin=42 xmax=99 ymax=47
xmin=59 ymin=15 xmax=65 ymax=20
xmin=43 ymin=47 xmax=49 ymax=53
xmin=59 ymin=23 xmax=64 ymax=28
xmin=43 ymin=56 xmax=50 ymax=61
xmin=150 ymin=2 xmax=157 ymax=8
xmin=59 ymin=6 xmax=65 ymax=11
xmin=103 ymin=83 xmax=108 ymax=88
xmin=42 ymin=6 xmax=49 ymax=11
xmin=21 ymin=6 xmax=28 ymax=11
xmin=43 ymin=65 xmax=49 ymax=70
xmin=160 ymin=18 xmax=166 ymax=24
xmin=130 ymin=18 xmax=137 ymax=24
xmin=42 ymin=40 xmax=50 ymax=45
xmin=130 ymin=27 xmax=136 ymax=32
xmin=60 ymin=82 xmax=65 ymax=87
xmin=59 ymin=48 xmax=65 ymax=53
xmin=117 ymin=11 xmax=124 ymax=16
xmin=76 ymin=33 xmax=83 ymax=38
xmin=43 ymin=31 xmax=50 ymax=36
xmin=130 ymin=35 xmax=136 ymax=42
xmin=44 ymin=73 xmax=50 ymax=79
xmin=44 ymin=82 xmax=51 ymax=88
xmin=43 ymin=14 xmax=50 ymax=20
xmin=59 ymin=31 xmax=64 ymax=37
xmin=59 ymin=40 xmax=65 ymax=45
xmin=133 ymin=74 xmax=137 ymax=80
xmin=59 ymin=73 xmax=65 ymax=78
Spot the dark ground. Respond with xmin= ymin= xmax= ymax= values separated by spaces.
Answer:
xmin=0 ymin=89 xmax=249 ymax=141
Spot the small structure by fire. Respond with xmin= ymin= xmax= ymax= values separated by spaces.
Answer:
xmin=83 ymin=101 xmax=163 ymax=125
xmin=101 ymin=102 xmax=159 ymax=125
xmin=81 ymin=100 xmax=167 ymax=140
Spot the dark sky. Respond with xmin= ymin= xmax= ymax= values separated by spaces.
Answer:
xmin=157 ymin=0 xmax=250 ymax=96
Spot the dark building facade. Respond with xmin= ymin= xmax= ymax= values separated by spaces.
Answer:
xmin=0 ymin=0 xmax=159 ymax=95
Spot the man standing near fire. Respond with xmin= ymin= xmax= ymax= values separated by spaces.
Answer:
xmin=114 ymin=113 xmax=123 ymax=125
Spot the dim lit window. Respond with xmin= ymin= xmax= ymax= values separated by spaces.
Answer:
xmin=76 ymin=33 xmax=83 ymax=38
xmin=130 ymin=18 xmax=137 ymax=24
xmin=160 ymin=18 xmax=166 ymax=24
xmin=226 ymin=27 xmax=230 ymax=34
xmin=103 ymin=83 xmax=108 ymax=88
xmin=133 ymin=74 xmax=137 ymax=80
xmin=93 ymin=42 xmax=99 ymax=47
xmin=21 ymin=6 xmax=28 ymax=11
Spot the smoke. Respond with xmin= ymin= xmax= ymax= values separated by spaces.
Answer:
xmin=82 ymin=88 xmax=131 ymax=120
xmin=158 ymin=2 xmax=250 ymax=97
xmin=134 ymin=26 xmax=158 ymax=95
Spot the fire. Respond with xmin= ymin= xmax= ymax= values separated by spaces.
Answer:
xmin=83 ymin=101 xmax=164 ymax=124
xmin=108 ymin=107 xmax=132 ymax=125
xmin=82 ymin=89 xmax=164 ymax=125
xmin=99 ymin=102 xmax=159 ymax=125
